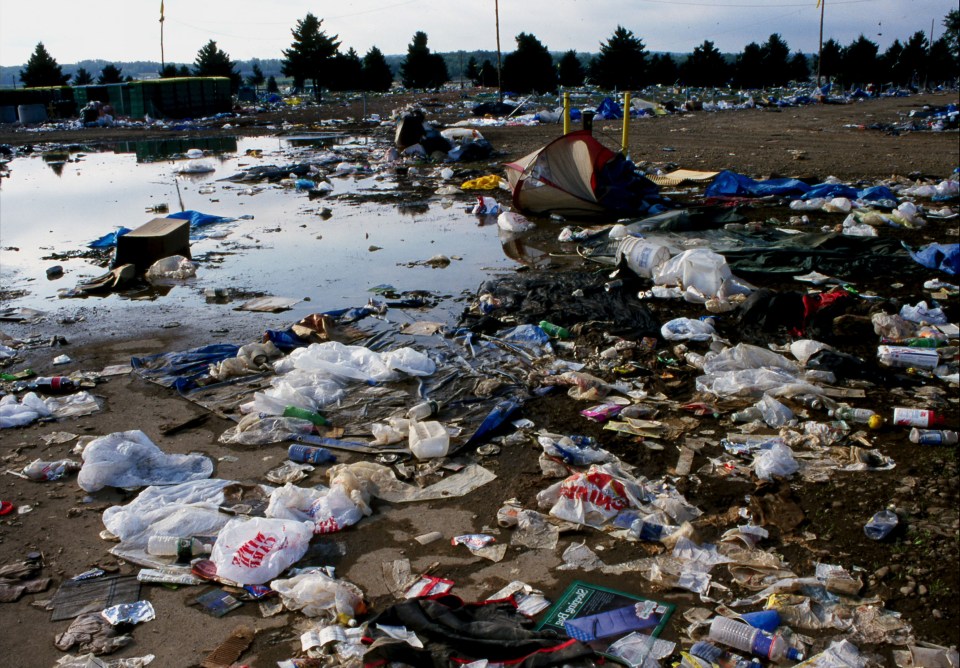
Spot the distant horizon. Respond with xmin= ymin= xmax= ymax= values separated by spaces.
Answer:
xmin=1 ymin=0 xmax=953 ymax=68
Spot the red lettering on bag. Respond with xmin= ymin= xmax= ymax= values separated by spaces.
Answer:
xmin=231 ymin=532 xmax=278 ymax=568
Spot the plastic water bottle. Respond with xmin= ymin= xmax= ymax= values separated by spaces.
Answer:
xmin=690 ymin=641 xmax=762 ymax=668
xmin=147 ymin=536 xmax=212 ymax=561
xmin=909 ymin=428 xmax=958 ymax=446
xmin=406 ymin=399 xmax=439 ymax=421
xmin=13 ymin=377 xmax=79 ymax=394
xmin=287 ymin=444 xmax=336 ymax=464
xmin=864 ymin=509 xmax=899 ymax=540
xmin=538 ymin=321 xmax=571 ymax=339
xmin=708 ymin=617 xmax=803 ymax=663
xmin=830 ymin=406 xmax=885 ymax=429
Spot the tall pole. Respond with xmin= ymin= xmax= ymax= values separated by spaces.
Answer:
xmin=495 ymin=0 xmax=503 ymax=102
xmin=816 ymin=0 xmax=825 ymax=89
xmin=160 ymin=0 xmax=166 ymax=70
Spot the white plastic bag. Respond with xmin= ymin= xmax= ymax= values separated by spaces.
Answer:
xmin=210 ymin=517 xmax=313 ymax=584
xmin=270 ymin=569 xmax=364 ymax=618
xmin=266 ymin=482 xmax=367 ymax=534
xmin=753 ymin=443 xmax=799 ymax=481
xmin=661 ymin=317 xmax=716 ymax=341
xmin=536 ymin=464 xmax=644 ymax=528
xmin=756 ymin=394 xmax=795 ymax=428
xmin=145 ymin=255 xmax=197 ymax=280
xmin=78 ymin=430 xmax=213 ymax=492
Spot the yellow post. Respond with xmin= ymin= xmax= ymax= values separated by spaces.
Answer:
xmin=621 ymin=91 xmax=631 ymax=157
xmin=563 ymin=91 xmax=570 ymax=135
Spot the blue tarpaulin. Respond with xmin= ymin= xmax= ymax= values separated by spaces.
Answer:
xmin=705 ymin=171 xmax=811 ymax=198
xmin=905 ymin=242 xmax=960 ymax=275
xmin=87 ymin=227 xmax=132 ymax=249
xmin=595 ymin=97 xmax=623 ymax=120
xmin=801 ymin=183 xmax=897 ymax=202
xmin=167 ymin=210 xmax=235 ymax=240
xmin=131 ymin=343 xmax=241 ymax=394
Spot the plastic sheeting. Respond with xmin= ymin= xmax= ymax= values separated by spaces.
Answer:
xmin=905 ymin=242 xmax=960 ymax=275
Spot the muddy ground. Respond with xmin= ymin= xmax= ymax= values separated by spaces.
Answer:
xmin=0 ymin=90 xmax=958 ymax=667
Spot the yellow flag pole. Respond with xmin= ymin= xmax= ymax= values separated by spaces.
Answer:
xmin=160 ymin=0 xmax=166 ymax=70
xmin=621 ymin=91 xmax=631 ymax=156
xmin=563 ymin=91 xmax=570 ymax=135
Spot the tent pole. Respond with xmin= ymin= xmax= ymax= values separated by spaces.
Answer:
xmin=621 ymin=91 xmax=631 ymax=156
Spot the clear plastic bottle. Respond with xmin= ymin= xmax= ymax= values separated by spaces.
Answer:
xmin=830 ymin=406 xmax=885 ymax=429
xmin=863 ymin=509 xmax=899 ymax=540
xmin=708 ymin=616 xmax=803 ymax=663
xmin=731 ymin=407 xmax=763 ymax=423
xmin=406 ymin=399 xmax=439 ymax=421
xmin=909 ymin=428 xmax=958 ymax=446
xmin=146 ymin=535 xmax=212 ymax=557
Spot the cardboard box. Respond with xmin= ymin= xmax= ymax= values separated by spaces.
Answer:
xmin=115 ymin=217 xmax=191 ymax=271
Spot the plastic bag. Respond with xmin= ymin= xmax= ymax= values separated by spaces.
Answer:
xmin=145 ymin=255 xmax=196 ymax=280
xmin=536 ymin=464 xmax=644 ymax=527
xmin=790 ymin=339 xmax=833 ymax=366
xmin=756 ymin=394 xmax=795 ymax=428
xmin=101 ymin=478 xmax=238 ymax=549
xmin=219 ymin=415 xmax=315 ymax=445
xmin=498 ymin=211 xmax=535 ymax=233
xmin=899 ymin=300 xmax=947 ymax=325
xmin=753 ymin=443 xmax=799 ymax=481
xmin=653 ymin=249 xmax=732 ymax=298
xmin=265 ymin=482 xmax=369 ymax=534
xmin=78 ymin=430 xmax=213 ymax=492
xmin=210 ymin=517 xmax=313 ymax=585
xmin=270 ymin=569 xmax=364 ymax=618
xmin=661 ymin=317 xmax=716 ymax=342
xmin=0 ymin=392 xmax=53 ymax=428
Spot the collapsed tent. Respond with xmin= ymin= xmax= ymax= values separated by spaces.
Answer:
xmin=504 ymin=130 xmax=659 ymax=218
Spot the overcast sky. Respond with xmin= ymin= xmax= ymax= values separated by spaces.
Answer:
xmin=0 ymin=0 xmax=954 ymax=68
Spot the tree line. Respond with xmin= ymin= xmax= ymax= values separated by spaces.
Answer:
xmin=17 ymin=9 xmax=959 ymax=95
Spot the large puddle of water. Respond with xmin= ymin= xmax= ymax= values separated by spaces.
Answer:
xmin=0 ymin=134 xmax=566 ymax=346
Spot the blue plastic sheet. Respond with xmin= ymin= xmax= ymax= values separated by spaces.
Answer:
xmin=801 ymin=183 xmax=896 ymax=202
xmin=705 ymin=171 xmax=811 ymax=198
xmin=166 ymin=210 xmax=236 ymax=240
xmin=87 ymin=227 xmax=132 ymax=249
xmin=131 ymin=343 xmax=240 ymax=394
xmin=594 ymin=97 xmax=623 ymax=120
xmin=905 ymin=242 xmax=960 ymax=275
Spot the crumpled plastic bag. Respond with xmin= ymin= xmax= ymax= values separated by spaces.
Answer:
xmin=0 ymin=391 xmax=101 ymax=429
xmin=210 ymin=517 xmax=313 ymax=585
xmin=219 ymin=415 xmax=316 ymax=446
xmin=661 ymin=317 xmax=717 ymax=341
xmin=753 ymin=442 xmax=800 ymax=481
xmin=101 ymin=478 xmax=237 ymax=549
xmin=54 ymin=612 xmax=132 ymax=656
xmin=271 ymin=568 xmax=365 ymax=619
xmin=145 ymin=255 xmax=197 ymax=281
xmin=899 ymin=300 xmax=947 ymax=325
xmin=536 ymin=464 xmax=645 ymax=528
xmin=265 ymin=477 xmax=371 ymax=534
xmin=78 ymin=430 xmax=214 ymax=492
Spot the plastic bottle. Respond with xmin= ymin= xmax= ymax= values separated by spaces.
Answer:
xmin=909 ymin=428 xmax=958 ymax=446
xmin=22 ymin=459 xmax=80 ymax=481
xmin=708 ymin=616 xmax=803 ymax=663
xmin=690 ymin=641 xmax=763 ymax=668
xmin=146 ymin=535 xmax=212 ymax=559
xmin=538 ymin=320 xmax=571 ymax=339
xmin=892 ymin=407 xmax=948 ymax=428
xmin=876 ymin=345 xmax=940 ymax=370
xmin=14 ymin=377 xmax=78 ymax=394
xmin=629 ymin=518 xmax=678 ymax=542
xmin=864 ymin=509 xmax=899 ymax=540
xmin=0 ymin=369 xmax=35 ymax=382
xmin=731 ymin=407 xmax=763 ymax=423
xmin=406 ymin=399 xmax=439 ymax=421
xmin=794 ymin=394 xmax=824 ymax=411
xmin=287 ymin=443 xmax=336 ymax=464
xmin=830 ymin=406 xmax=885 ymax=429
xmin=879 ymin=337 xmax=945 ymax=348
xmin=282 ymin=405 xmax=329 ymax=427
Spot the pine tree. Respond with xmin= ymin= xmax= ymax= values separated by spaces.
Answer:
xmin=733 ymin=42 xmax=765 ymax=89
xmin=479 ymin=60 xmax=498 ymax=87
xmin=760 ymin=34 xmax=791 ymax=87
xmin=464 ymin=57 xmax=481 ymax=85
xmin=362 ymin=47 xmax=394 ymax=92
xmin=842 ymin=35 xmax=880 ymax=88
xmin=557 ymin=50 xmax=586 ymax=87
xmin=20 ymin=42 xmax=70 ymax=88
xmin=502 ymin=33 xmax=556 ymax=94
xmin=97 ymin=64 xmax=124 ymax=85
xmin=281 ymin=13 xmax=340 ymax=99
xmin=247 ymin=63 xmax=266 ymax=89
xmin=590 ymin=26 xmax=648 ymax=90
xmin=400 ymin=32 xmax=447 ymax=89
xmin=816 ymin=39 xmax=844 ymax=84
xmin=328 ymin=49 xmax=363 ymax=91
xmin=266 ymin=76 xmax=279 ymax=93
xmin=787 ymin=52 xmax=810 ymax=84
xmin=193 ymin=40 xmax=242 ymax=91
xmin=73 ymin=67 xmax=94 ymax=86
xmin=680 ymin=41 xmax=729 ymax=87
xmin=647 ymin=54 xmax=678 ymax=85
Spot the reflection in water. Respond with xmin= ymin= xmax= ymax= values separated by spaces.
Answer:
xmin=396 ymin=201 xmax=430 ymax=216
xmin=499 ymin=228 xmax=553 ymax=268
xmin=112 ymin=137 xmax=240 ymax=162
xmin=43 ymin=152 xmax=69 ymax=176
